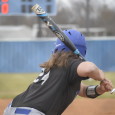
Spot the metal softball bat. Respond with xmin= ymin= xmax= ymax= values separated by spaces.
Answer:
xmin=31 ymin=4 xmax=85 ymax=60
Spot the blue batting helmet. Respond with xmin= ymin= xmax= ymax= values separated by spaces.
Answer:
xmin=53 ymin=29 xmax=87 ymax=57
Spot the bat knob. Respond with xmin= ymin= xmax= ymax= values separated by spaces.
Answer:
xmin=31 ymin=4 xmax=46 ymax=15
xmin=110 ymin=88 xmax=115 ymax=94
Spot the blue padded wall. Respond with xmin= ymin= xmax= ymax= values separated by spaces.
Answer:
xmin=0 ymin=40 xmax=115 ymax=73
xmin=0 ymin=41 xmax=55 ymax=73
xmin=86 ymin=40 xmax=115 ymax=71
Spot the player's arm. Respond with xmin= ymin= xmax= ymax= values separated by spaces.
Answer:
xmin=77 ymin=61 xmax=105 ymax=81
xmin=78 ymin=83 xmax=105 ymax=97
xmin=77 ymin=61 xmax=113 ymax=98
xmin=79 ymin=82 xmax=113 ymax=98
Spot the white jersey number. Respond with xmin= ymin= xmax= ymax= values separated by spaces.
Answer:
xmin=33 ymin=69 xmax=50 ymax=85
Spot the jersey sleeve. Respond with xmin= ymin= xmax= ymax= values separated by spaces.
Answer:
xmin=68 ymin=59 xmax=89 ymax=84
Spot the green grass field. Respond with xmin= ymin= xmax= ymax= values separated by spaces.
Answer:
xmin=0 ymin=73 xmax=38 ymax=98
xmin=0 ymin=72 xmax=115 ymax=98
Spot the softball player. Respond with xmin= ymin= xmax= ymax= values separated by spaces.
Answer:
xmin=4 ymin=29 xmax=113 ymax=115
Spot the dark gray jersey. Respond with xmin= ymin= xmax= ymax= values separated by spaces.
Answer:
xmin=12 ymin=59 xmax=88 ymax=115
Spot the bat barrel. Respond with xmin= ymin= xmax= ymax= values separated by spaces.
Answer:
xmin=31 ymin=4 xmax=46 ymax=15
xmin=31 ymin=4 xmax=85 ymax=61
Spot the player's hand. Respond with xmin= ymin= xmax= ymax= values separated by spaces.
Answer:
xmin=100 ymin=78 xmax=113 ymax=92
xmin=96 ymin=78 xmax=113 ymax=94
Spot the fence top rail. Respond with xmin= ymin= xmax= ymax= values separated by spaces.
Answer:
xmin=1 ymin=37 xmax=115 ymax=42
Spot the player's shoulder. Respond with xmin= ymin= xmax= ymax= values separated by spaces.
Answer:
xmin=68 ymin=58 xmax=85 ymax=71
xmin=78 ymin=61 xmax=96 ymax=68
xmin=77 ymin=61 xmax=97 ymax=77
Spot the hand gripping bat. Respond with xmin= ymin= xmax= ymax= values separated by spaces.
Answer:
xmin=31 ymin=4 xmax=85 ymax=60
xmin=31 ymin=4 xmax=115 ymax=95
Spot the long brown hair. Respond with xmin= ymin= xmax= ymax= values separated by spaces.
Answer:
xmin=40 ymin=51 xmax=79 ymax=71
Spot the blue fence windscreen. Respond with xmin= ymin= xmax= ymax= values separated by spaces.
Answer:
xmin=0 ymin=40 xmax=115 ymax=73
xmin=0 ymin=41 xmax=55 ymax=73
xmin=86 ymin=40 xmax=115 ymax=72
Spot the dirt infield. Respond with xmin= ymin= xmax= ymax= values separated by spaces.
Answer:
xmin=1 ymin=98 xmax=115 ymax=115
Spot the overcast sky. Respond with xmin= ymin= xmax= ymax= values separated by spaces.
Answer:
xmin=57 ymin=0 xmax=115 ymax=9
